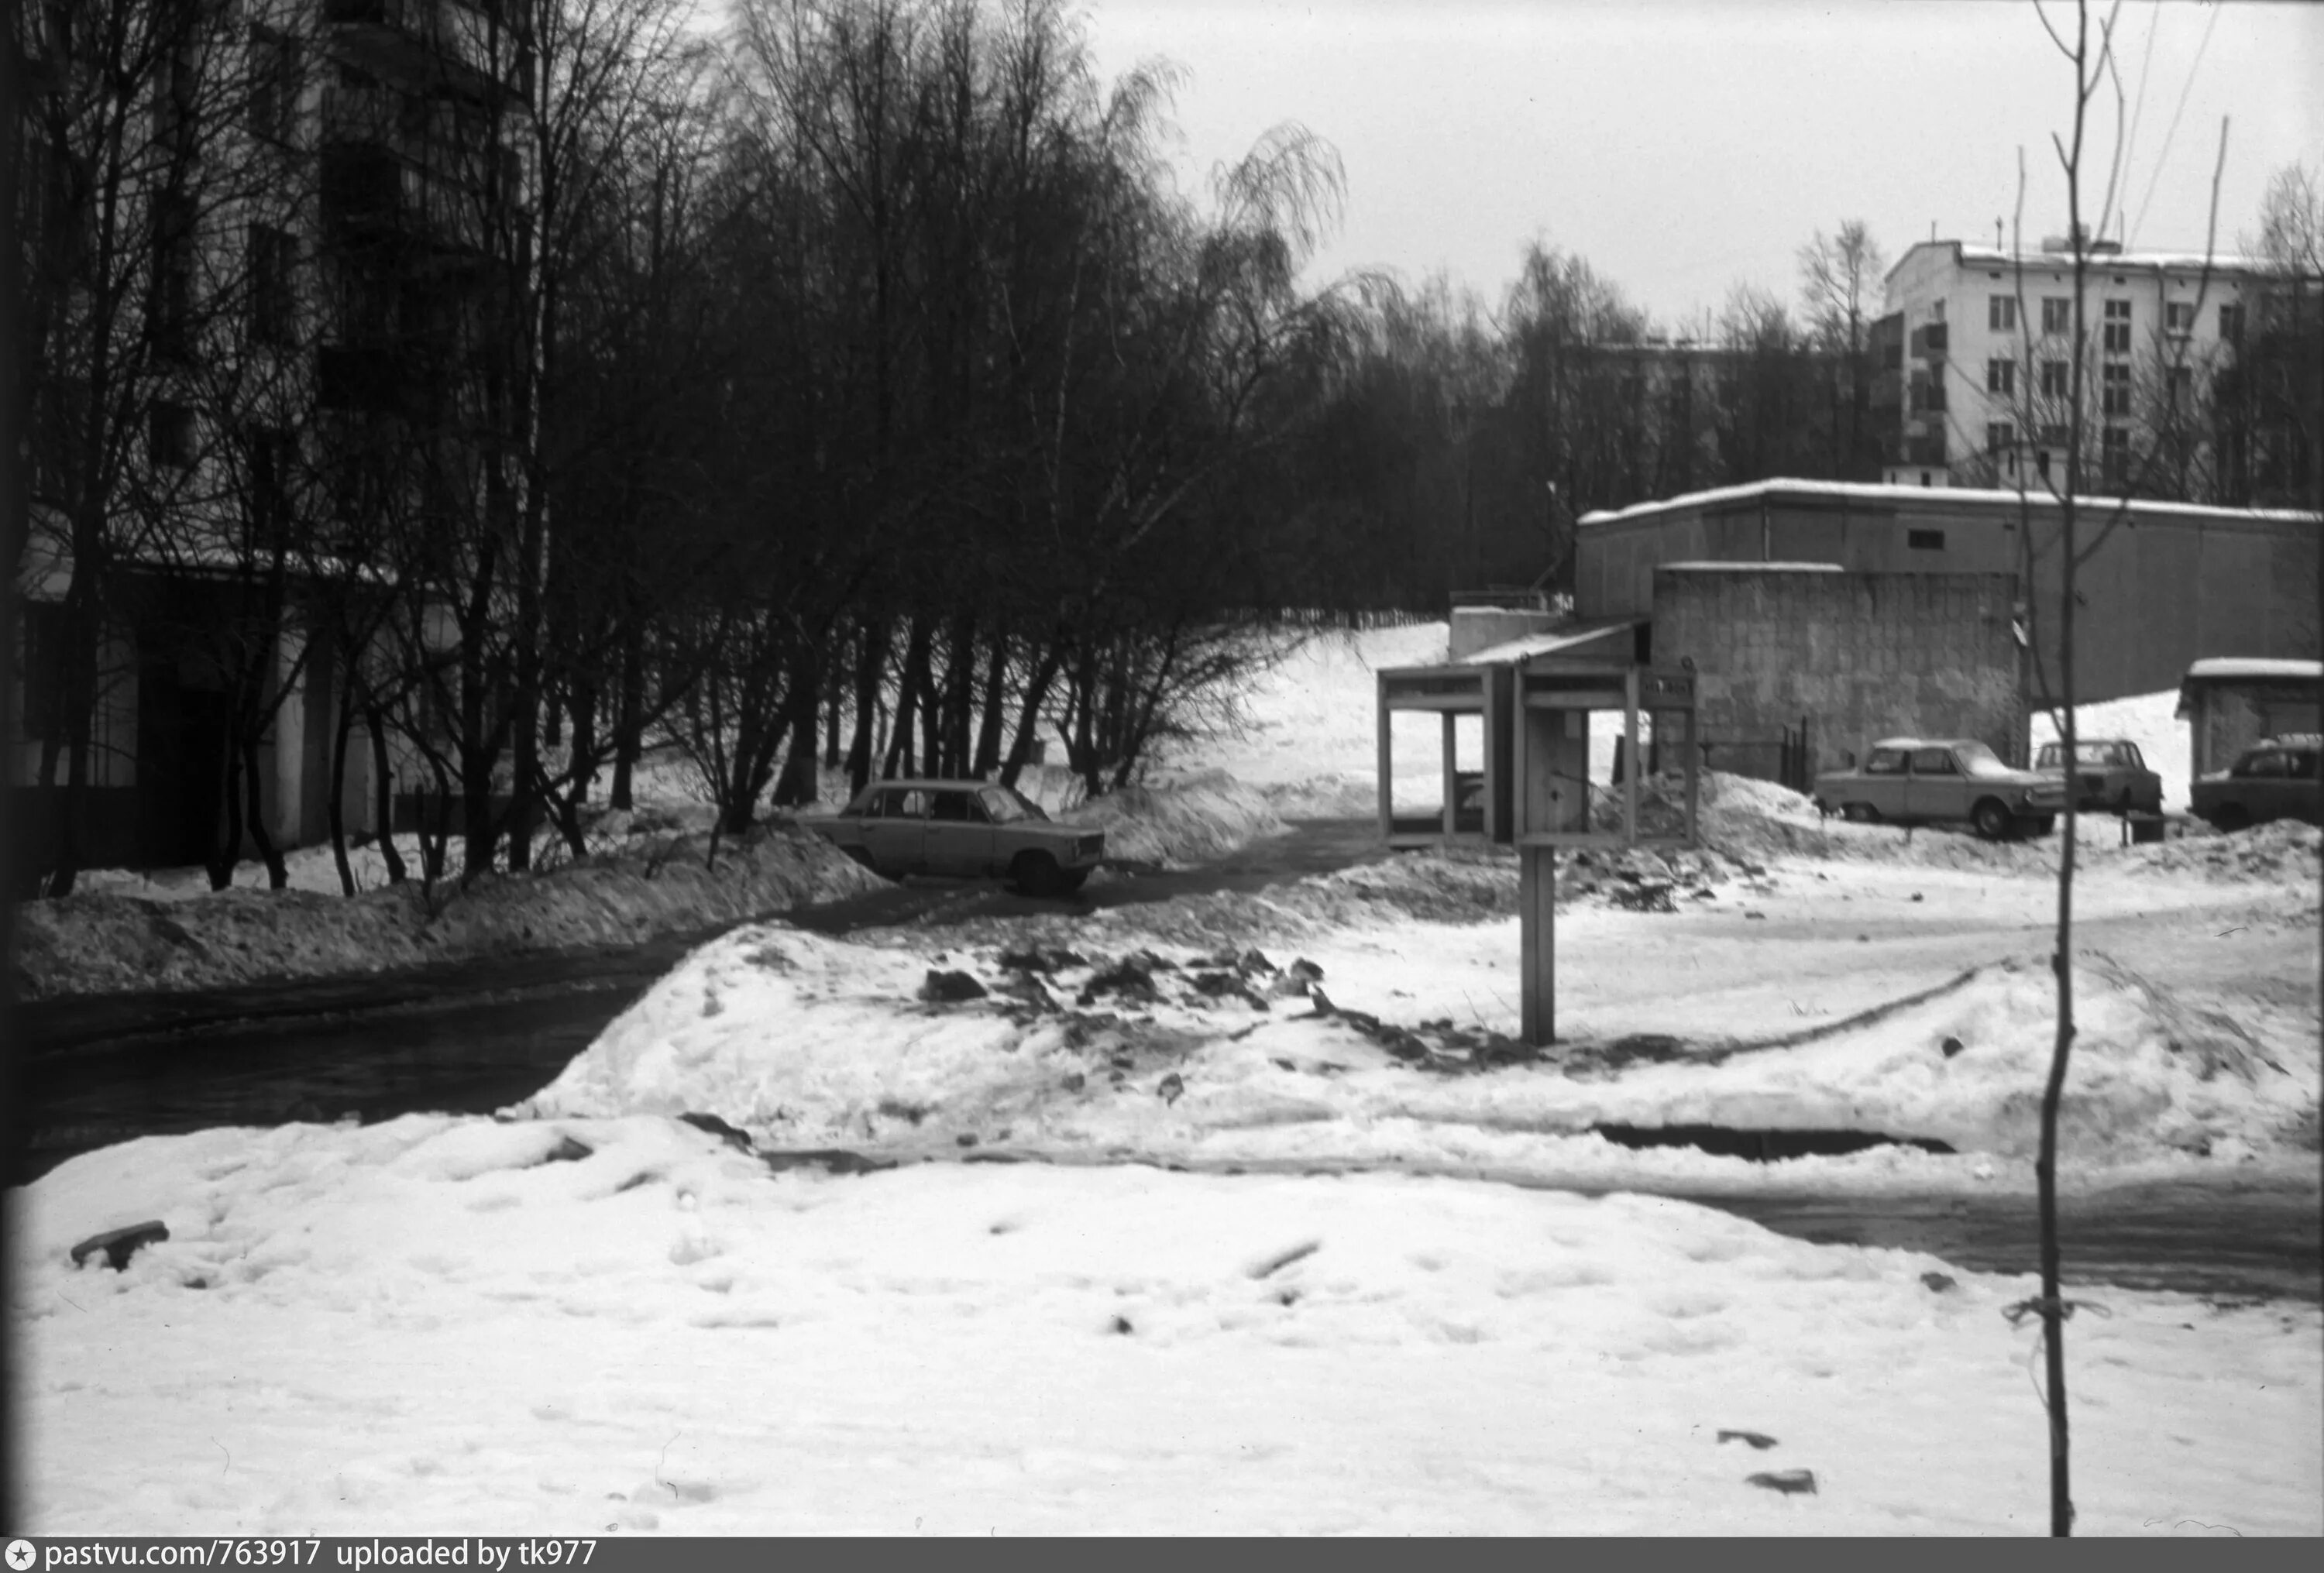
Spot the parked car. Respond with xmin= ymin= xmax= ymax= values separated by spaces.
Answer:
xmin=2032 ymin=738 xmax=2164 ymax=815
xmin=1813 ymin=737 xmax=2067 ymax=840
xmin=810 ymin=779 xmax=1105 ymax=895
xmin=2190 ymin=734 xmax=2323 ymax=832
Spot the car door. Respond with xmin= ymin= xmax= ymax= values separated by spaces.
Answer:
xmin=2295 ymin=748 xmax=2324 ymax=824
xmin=923 ymin=788 xmax=996 ymax=876
xmin=1856 ymin=747 xmax=1910 ymax=817
xmin=1905 ymin=745 xmax=1965 ymax=823
xmin=859 ymin=788 xmax=930 ymax=875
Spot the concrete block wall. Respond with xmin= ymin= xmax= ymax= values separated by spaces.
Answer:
xmin=2195 ymin=685 xmax=2322 ymax=776
xmin=1652 ymin=567 xmax=2024 ymax=780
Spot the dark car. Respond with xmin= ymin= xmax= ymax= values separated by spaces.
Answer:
xmin=1813 ymin=737 xmax=2066 ymax=840
xmin=2190 ymin=735 xmax=2323 ymax=832
xmin=2032 ymin=738 xmax=2164 ymax=815
xmin=810 ymin=779 xmax=1105 ymax=895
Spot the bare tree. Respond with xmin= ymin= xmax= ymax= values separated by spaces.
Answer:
xmin=1797 ymin=219 xmax=1888 ymax=477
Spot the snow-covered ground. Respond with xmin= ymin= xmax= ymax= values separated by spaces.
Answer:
xmin=16 ymin=1119 xmax=2320 ymax=1535
xmin=14 ymin=617 xmax=2323 ymax=1534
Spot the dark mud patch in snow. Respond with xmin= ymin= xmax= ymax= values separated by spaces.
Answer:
xmin=1592 ymin=1124 xmax=1957 ymax=1162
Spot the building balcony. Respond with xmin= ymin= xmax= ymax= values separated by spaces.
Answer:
xmin=326 ymin=0 xmax=534 ymax=102
xmin=1909 ymin=322 xmax=1948 ymax=359
xmin=316 ymin=344 xmax=415 ymax=415
xmin=1868 ymin=369 xmax=1903 ymax=410
xmin=321 ymin=146 xmax=487 ymax=259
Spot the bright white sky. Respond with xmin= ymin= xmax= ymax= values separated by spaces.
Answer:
xmin=1073 ymin=0 xmax=2324 ymax=326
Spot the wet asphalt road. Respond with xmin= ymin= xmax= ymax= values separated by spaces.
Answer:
xmin=12 ymin=821 xmax=2320 ymax=1303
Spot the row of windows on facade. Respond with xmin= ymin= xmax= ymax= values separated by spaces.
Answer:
xmin=1975 ymin=294 xmax=2243 ymax=342
xmin=143 ymin=402 xmax=294 ymax=490
xmin=148 ymin=222 xmax=301 ymax=351
xmin=1978 ymin=418 xmax=2137 ymax=480
xmin=1981 ymin=356 xmax=2193 ymax=410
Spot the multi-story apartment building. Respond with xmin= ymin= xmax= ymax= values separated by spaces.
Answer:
xmin=1869 ymin=232 xmax=2308 ymax=499
xmin=12 ymin=0 xmax=536 ymax=878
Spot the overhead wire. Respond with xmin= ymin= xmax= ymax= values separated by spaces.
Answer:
xmin=2127 ymin=2 xmax=2221 ymax=247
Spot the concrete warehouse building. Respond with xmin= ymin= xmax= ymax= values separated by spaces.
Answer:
xmin=1573 ymin=478 xmax=2321 ymax=778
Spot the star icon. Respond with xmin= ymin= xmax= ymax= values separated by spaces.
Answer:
xmin=5 ymin=1539 xmax=36 ymax=1571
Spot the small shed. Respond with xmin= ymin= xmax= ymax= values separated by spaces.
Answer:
xmin=2176 ymin=658 xmax=2323 ymax=778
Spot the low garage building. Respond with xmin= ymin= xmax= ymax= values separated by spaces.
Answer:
xmin=1575 ymin=479 xmax=2320 ymax=776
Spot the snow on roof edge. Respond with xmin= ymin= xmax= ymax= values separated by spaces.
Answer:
xmin=1576 ymin=476 xmax=2322 ymax=529
xmin=2181 ymin=658 xmax=2323 ymax=683
xmin=1659 ymin=561 xmax=1844 ymax=572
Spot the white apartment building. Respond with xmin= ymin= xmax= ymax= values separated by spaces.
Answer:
xmin=1872 ymin=235 xmax=2281 ymax=496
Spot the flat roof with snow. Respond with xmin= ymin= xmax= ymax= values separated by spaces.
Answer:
xmin=1576 ymin=477 xmax=2321 ymax=530
xmin=1657 ymin=561 xmax=1844 ymax=573
xmin=2181 ymin=658 xmax=2323 ymax=684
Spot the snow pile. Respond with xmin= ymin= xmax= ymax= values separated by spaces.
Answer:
xmin=15 ymin=1114 xmax=2320 ymax=1534
xmin=11 ymin=826 xmax=885 ymax=1001
xmin=2124 ymin=820 xmax=2323 ymax=884
xmin=1259 ymin=771 xmax=1382 ymax=819
xmin=1061 ymin=769 xmax=1287 ymax=868
xmin=519 ymin=924 xmax=2317 ymax=1174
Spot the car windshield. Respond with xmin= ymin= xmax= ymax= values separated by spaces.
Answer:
xmin=979 ymin=785 xmax=1046 ymax=823
xmin=1954 ymin=742 xmax=2019 ymax=778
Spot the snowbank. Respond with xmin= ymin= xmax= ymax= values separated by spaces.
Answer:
xmin=1061 ymin=769 xmax=1286 ymax=867
xmin=14 ymin=1114 xmax=2319 ymax=1534
xmin=12 ymin=826 xmax=885 ymax=1002
xmin=515 ymin=923 xmax=2317 ymax=1177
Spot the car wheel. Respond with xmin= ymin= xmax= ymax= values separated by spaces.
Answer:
xmin=1841 ymin=802 xmax=1879 ymax=823
xmin=1010 ymin=850 xmax=1066 ymax=896
xmin=2209 ymin=804 xmax=2250 ymax=833
xmin=1971 ymin=799 xmax=2016 ymax=841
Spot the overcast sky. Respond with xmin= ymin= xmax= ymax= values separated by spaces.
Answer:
xmin=1071 ymin=0 xmax=2324 ymax=328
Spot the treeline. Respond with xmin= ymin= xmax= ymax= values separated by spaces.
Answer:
xmin=15 ymin=2 xmax=2312 ymax=898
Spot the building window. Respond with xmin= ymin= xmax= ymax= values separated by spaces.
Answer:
xmin=2168 ymin=364 xmax=2193 ymax=409
xmin=1930 ymin=298 xmax=1945 ymax=322
xmin=2164 ymin=300 xmax=2195 ymax=336
xmin=2100 ymin=361 xmax=2131 ymax=416
xmin=1986 ymin=421 xmax=2014 ymax=454
xmin=2039 ymin=423 xmax=2071 ymax=448
xmin=19 ymin=602 xmax=67 ymax=743
xmin=1989 ymin=295 xmax=2017 ymax=332
xmin=249 ymin=225 xmax=293 ymax=343
xmin=1986 ymin=358 xmax=2016 ymax=395
xmin=150 ymin=192 xmax=195 ymax=359
xmin=2040 ymin=297 xmax=2072 ymax=335
xmin=249 ymin=26 xmax=299 ymax=146
xmin=2102 ymin=298 xmax=2132 ymax=355
xmin=2219 ymin=302 xmax=2246 ymax=341
xmin=2040 ymin=360 xmax=2068 ymax=399
xmin=1907 ymin=528 xmax=1945 ymax=551
xmin=150 ymin=400 xmax=195 ymax=468
xmin=250 ymin=427 xmax=293 ymax=542
xmin=2101 ymin=425 xmax=2130 ymax=486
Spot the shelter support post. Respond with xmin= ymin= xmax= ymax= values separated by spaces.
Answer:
xmin=1441 ymin=710 xmax=1458 ymax=837
xmin=1376 ymin=680 xmax=1393 ymax=840
xmin=1683 ymin=704 xmax=1700 ymax=847
xmin=1519 ymin=843 xmax=1555 ymax=1045
xmin=1622 ymin=665 xmax=1642 ymax=846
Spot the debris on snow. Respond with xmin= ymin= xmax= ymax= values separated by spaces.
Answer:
xmin=68 ymin=1222 xmax=169 ymax=1272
